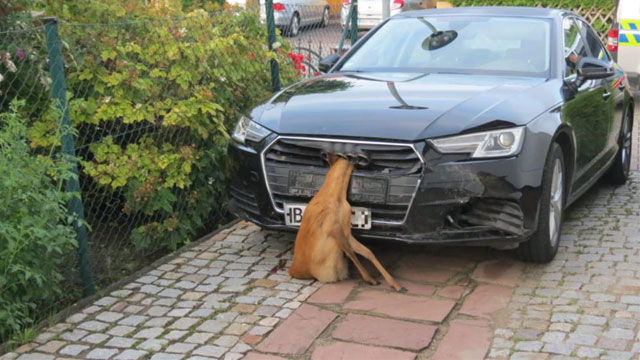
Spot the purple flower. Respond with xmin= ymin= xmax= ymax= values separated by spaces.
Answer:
xmin=16 ymin=49 xmax=25 ymax=60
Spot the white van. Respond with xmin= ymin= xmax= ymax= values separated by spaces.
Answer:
xmin=609 ymin=0 xmax=640 ymax=89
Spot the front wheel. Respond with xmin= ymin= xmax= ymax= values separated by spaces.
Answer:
xmin=286 ymin=13 xmax=300 ymax=37
xmin=515 ymin=143 xmax=565 ymax=263
xmin=605 ymin=108 xmax=633 ymax=185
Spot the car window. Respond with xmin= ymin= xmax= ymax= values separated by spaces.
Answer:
xmin=582 ymin=20 xmax=611 ymax=62
xmin=562 ymin=17 xmax=589 ymax=77
xmin=339 ymin=16 xmax=551 ymax=77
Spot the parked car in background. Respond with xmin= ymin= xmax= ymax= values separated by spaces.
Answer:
xmin=340 ymin=0 xmax=450 ymax=30
xmin=260 ymin=0 xmax=330 ymax=37
xmin=608 ymin=0 xmax=640 ymax=89
xmin=228 ymin=7 xmax=634 ymax=263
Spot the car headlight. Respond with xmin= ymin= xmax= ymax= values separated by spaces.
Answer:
xmin=232 ymin=116 xmax=272 ymax=144
xmin=429 ymin=127 xmax=525 ymax=158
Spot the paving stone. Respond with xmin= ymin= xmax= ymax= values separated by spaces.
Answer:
xmin=541 ymin=343 xmax=574 ymax=356
xmin=86 ymin=348 xmax=119 ymax=359
xmin=196 ymin=320 xmax=227 ymax=334
xmin=137 ymin=339 xmax=169 ymax=352
xmin=438 ymin=285 xmax=466 ymax=299
xmin=510 ymin=352 xmax=549 ymax=360
xmin=119 ymin=315 xmax=147 ymax=326
xmin=105 ymin=337 xmax=137 ymax=348
xmin=459 ymin=284 xmax=513 ymax=319
xmin=59 ymin=344 xmax=89 ymax=356
xmin=150 ymin=353 xmax=184 ymax=360
xmin=83 ymin=333 xmax=110 ymax=344
xmin=576 ymin=347 xmax=605 ymax=358
xmin=471 ymin=259 xmax=524 ymax=287
xmin=35 ymin=340 xmax=66 ymax=353
xmin=16 ymin=355 xmax=54 ymax=360
xmin=332 ymin=313 xmax=437 ymax=350
xmin=66 ymin=313 xmax=87 ymax=324
xmin=311 ymin=341 xmax=415 ymax=360
xmin=78 ymin=320 xmax=109 ymax=332
xmin=541 ymin=331 xmax=565 ymax=344
xmin=184 ymin=332 xmax=214 ymax=344
xmin=107 ymin=325 xmax=136 ymax=337
xmin=344 ymin=289 xmax=455 ymax=322
xmin=164 ymin=330 xmax=188 ymax=340
xmin=169 ymin=317 xmax=199 ymax=330
xmin=432 ymin=319 xmax=491 ymax=360
xmin=214 ymin=335 xmax=239 ymax=348
xmin=133 ymin=327 xmax=164 ymax=339
xmin=60 ymin=329 xmax=89 ymax=341
xmin=115 ymin=349 xmax=148 ymax=360
xmin=568 ymin=333 xmax=598 ymax=346
xmin=144 ymin=317 xmax=173 ymax=327
xmin=191 ymin=345 xmax=227 ymax=358
xmin=224 ymin=323 xmax=251 ymax=336
xmin=165 ymin=342 xmax=197 ymax=353
xmin=96 ymin=311 xmax=125 ymax=323
xmin=257 ymin=304 xmax=337 ymax=355
xmin=603 ymin=328 xmax=634 ymax=340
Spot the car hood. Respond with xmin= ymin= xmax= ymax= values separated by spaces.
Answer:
xmin=251 ymin=72 xmax=561 ymax=141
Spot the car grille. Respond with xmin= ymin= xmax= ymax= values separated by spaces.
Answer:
xmin=262 ymin=138 xmax=424 ymax=224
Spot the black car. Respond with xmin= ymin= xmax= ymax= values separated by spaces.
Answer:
xmin=227 ymin=7 xmax=634 ymax=262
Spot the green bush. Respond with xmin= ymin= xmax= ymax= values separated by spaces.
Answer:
xmin=0 ymin=100 xmax=77 ymax=343
xmin=22 ymin=1 xmax=298 ymax=251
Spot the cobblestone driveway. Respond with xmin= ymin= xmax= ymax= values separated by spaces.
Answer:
xmin=3 ymin=172 xmax=639 ymax=360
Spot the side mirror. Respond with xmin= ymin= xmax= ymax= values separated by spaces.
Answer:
xmin=319 ymin=53 xmax=340 ymax=73
xmin=577 ymin=57 xmax=615 ymax=80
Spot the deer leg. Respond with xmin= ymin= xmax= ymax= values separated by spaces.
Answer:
xmin=348 ymin=235 xmax=406 ymax=292
xmin=343 ymin=247 xmax=379 ymax=286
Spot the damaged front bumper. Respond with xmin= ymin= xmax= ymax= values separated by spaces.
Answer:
xmin=227 ymin=138 xmax=544 ymax=248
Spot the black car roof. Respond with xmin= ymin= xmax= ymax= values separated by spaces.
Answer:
xmin=396 ymin=6 xmax=571 ymax=19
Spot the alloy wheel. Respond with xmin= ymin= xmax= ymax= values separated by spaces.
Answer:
xmin=290 ymin=15 xmax=300 ymax=36
xmin=548 ymin=158 xmax=563 ymax=247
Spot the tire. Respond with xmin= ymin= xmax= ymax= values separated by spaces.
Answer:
xmin=515 ymin=143 xmax=565 ymax=263
xmin=321 ymin=7 xmax=330 ymax=28
xmin=605 ymin=108 xmax=633 ymax=185
xmin=286 ymin=13 xmax=300 ymax=37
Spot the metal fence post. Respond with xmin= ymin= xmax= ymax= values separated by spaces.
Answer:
xmin=265 ymin=0 xmax=281 ymax=92
xmin=350 ymin=0 xmax=358 ymax=45
xmin=43 ymin=17 xmax=95 ymax=296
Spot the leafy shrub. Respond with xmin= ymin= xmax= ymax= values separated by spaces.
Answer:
xmin=0 ymin=100 xmax=77 ymax=343
xmin=22 ymin=1 xmax=298 ymax=251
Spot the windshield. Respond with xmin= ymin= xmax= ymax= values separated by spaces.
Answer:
xmin=339 ymin=16 xmax=552 ymax=77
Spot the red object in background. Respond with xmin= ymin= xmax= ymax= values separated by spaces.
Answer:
xmin=392 ymin=0 xmax=404 ymax=10
xmin=287 ymin=52 xmax=307 ymax=76
xmin=608 ymin=28 xmax=619 ymax=52
xmin=273 ymin=2 xmax=285 ymax=11
xmin=343 ymin=0 xmax=350 ymax=6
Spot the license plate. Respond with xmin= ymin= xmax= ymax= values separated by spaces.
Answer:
xmin=283 ymin=204 xmax=372 ymax=230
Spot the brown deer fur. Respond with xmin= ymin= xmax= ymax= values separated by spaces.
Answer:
xmin=289 ymin=154 xmax=404 ymax=291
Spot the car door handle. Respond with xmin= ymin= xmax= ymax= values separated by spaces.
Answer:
xmin=603 ymin=89 xmax=612 ymax=100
